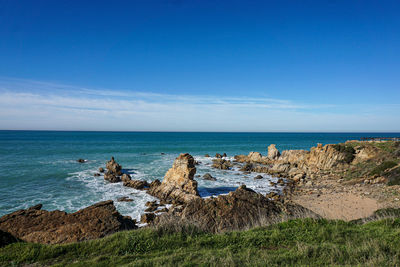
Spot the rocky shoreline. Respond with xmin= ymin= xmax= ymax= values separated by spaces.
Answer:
xmin=1 ymin=140 xmax=399 ymax=246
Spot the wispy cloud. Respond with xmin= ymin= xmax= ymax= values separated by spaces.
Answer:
xmin=0 ymin=77 xmax=398 ymax=131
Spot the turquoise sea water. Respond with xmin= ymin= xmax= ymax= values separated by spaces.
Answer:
xmin=1 ymin=131 xmax=399 ymax=221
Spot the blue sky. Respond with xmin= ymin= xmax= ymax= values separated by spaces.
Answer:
xmin=0 ymin=0 xmax=399 ymax=131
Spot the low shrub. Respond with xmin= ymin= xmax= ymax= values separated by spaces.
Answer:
xmin=370 ymin=161 xmax=397 ymax=176
xmin=333 ymin=144 xmax=355 ymax=164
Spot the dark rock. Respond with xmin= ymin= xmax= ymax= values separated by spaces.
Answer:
xmin=178 ymin=185 xmax=282 ymax=232
xmin=94 ymin=173 xmax=101 ymax=177
xmin=239 ymin=163 xmax=253 ymax=172
xmin=149 ymin=179 xmax=161 ymax=188
xmin=204 ymin=154 xmax=210 ymax=157
xmin=155 ymin=207 xmax=169 ymax=213
xmin=77 ymin=159 xmax=86 ymax=163
xmin=99 ymin=167 xmax=105 ymax=173
xmin=106 ymin=157 xmax=122 ymax=175
xmin=117 ymin=197 xmax=133 ymax=202
xmin=222 ymin=153 xmax=227 ymax=157
xmin=123 ymin=180 xmax=149 ymax=190
xmin=212 ymin=159 xmax=232 ymax=170
xmin=203 ymin=173 xmax=217 ymax=181
xmin=104 ymin=171 xmax=121 ymax=183
xmin=0 ymin=201 xmax=136 ymax=244
xmin=215 ymin=153 xmax=222 ymax=158
xmin=140 ymin=213 xmax=156 ymax=224
xmin=145 ymin=201 xmax=157 ymax=207
xmin=254 ymin=175 xmax=263 ymax=180
xmin=0 ymin=230 xmax=19 ymax=248
xmin=161 ymin=152 xmax=166 ymax=155
xmin=145 ymin=206 xmax=158 ymax=212
xmin=121 ymin=173 xmax=131 ymax=183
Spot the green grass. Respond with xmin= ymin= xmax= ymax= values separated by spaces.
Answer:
xmin=2 ymin=218 xmax=400 ymax=266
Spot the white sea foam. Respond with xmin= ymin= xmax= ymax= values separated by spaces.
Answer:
xmin=61 ymin=156 xmax=282 ymax=222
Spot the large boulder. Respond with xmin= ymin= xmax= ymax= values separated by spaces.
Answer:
xmin=106 ymin=157 xmax=122 ymax=175
xmin=212 ymin=159 xmax=232 ymax=170
xmin=179 ymin=185 xmax=282 ymax=232
xmin=0 ymin=201 xmax=136 ymax=244
xmin=147 ymin=153 xmax=200 ymax=204
xmin=267 ymin=144 xmax=280 ymax=159
xmin=104 ymin=157 xmax=123 ymax=183
xmin=124 ymin=180 xmax=149 ymax=190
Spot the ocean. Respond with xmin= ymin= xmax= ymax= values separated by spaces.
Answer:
xmin=1 ymin=131 xmax=399 ymax=221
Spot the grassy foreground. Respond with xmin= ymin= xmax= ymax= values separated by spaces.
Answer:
xmin=1 ymin=218 xmax=400 ymax=266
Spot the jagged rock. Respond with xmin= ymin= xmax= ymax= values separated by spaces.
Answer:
xmin=248 ymin=152 xmax=263 ymax=162
xmin=203 ymin=173 xmax=217 ymax=181
xmin=155 ymin=207 xmax=169 ymax=213
xmin=94 ymin=173 xmax=101 ymax=177
xmin=77 ymin=159 xmax=86 ymax=163
xmin=117 ymin=197 xmax=133 ymax=202
xmin=212 ymin=159 xmax=232 ymax=170
xmin=99 ymin=167 xmax=105 ymax=173
xmin=123 ymin=180 xmax=149 ymax=190
xmin=277 ymin=178 xmax=285 ymax=185
xmin=215 ymin=153 xmax=222 ymax=158
xmin=222 ymin=153 xmax=227 ymax=157
xmin=145 ymin=201 xmax=157 ymax=207
xmin=0 ymin=201 xmax=136 ymax=244
xmin=234 ymin=155 xmax=248 ymax=163
xmin=104 ymin=171 xmax=121 ymax=183
xmin=178 ymin=185 xmax=282 ymax=232
xmin=149 ymin=179 xmax=161 ymax=188
xmin=140 ymin=213 xmax=156 ymax=224
xmin=254 ymin=175 xmax=263 ymax=180
xmin=106 ymin=157 xmax=122 ymax=175
xmin=121 ymin=173 xmax=131 ymax=183
xmin=147 ymin=153 xmax=200 ymax=204
xmin=0 ymin=230 xmax=18 ymax=248
xmin=239 ymin=163 xmax=254 ymax=172
xmin=268 ymin=144 xmax=280 ymax=159
xmin=145 ymin=206 xmax=158 ymax=212
xmin=204 ymin=154 xmax=210 ymax=157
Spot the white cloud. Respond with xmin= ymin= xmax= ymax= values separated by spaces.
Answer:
xmin=0 ymin=77 xmax=398 ymax=131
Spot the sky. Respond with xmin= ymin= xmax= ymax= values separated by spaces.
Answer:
xmin=0 ymin=0 xmax=399 ymax=132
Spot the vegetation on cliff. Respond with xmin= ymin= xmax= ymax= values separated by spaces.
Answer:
xmin=1 ymin=217 xmax=400 ymax=266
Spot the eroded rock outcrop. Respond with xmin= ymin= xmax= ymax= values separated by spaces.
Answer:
xmin=147 ymin=153 xmax=200 ymax=204
xmin=234 ymin=143 xmax=356 ymax=179
xmin=0 ymin=201 xmax=136 ymax=244
xmin=163 ymin=185 xmax=282 ymax=232
xmin=267 ymin=144 xmax=280 ymax=159
xmin=104 ymin=157 xmax=123 ymax=183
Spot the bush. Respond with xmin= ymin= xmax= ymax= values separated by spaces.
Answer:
xmin=333 ymin=144 xmax=355 ymax=164
xmin=370 ymin=161 xmax=398 ymax=177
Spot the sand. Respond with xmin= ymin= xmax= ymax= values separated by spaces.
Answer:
xmin=293 ymin=193 xmax=379 ymax=221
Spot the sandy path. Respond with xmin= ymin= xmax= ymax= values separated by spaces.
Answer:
xmin=293 ymin=193 xmax=379 ymax=221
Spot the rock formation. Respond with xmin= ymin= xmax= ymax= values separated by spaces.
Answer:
xmin=0 ymin=201 xmax=136 ymax=244
xmin=124 ymin=180 xmax=149 ymax=190
xmin=168 ymin=185 xmax=282 ymax=232
xmin=212 ymin=159 xmax=232 ymax=170
xmin=203 ymin=173 xmax=216 ymax=181
xmin=104 ymin=157 xmax=123 ymax=183
xmin=267 ymin=144 xmax=280 ymax=159
xmin=147 ymin=153 xmax=200 ymax=204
